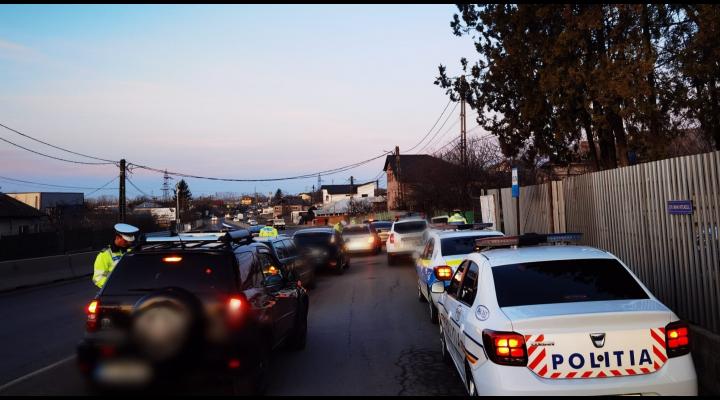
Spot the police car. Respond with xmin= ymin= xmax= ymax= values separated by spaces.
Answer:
xmin=415 ymin=224 xmax=503 ymax=324
xmin=433 ymin=233 xmax=697 ymax=396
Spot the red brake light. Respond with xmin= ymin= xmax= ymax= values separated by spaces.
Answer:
xmin=665 ymin=321 xmax=690 ymax=357
xmin=482 ymin=330 xmax=528 ymax=366
xmin=388 ymin=234 xmax=395 ymax=244
xmin=433 ymin=266 xmax=453 ymax=281
xmin=228 ymin=297 xmax=243 ymax=314
xmin=86 ymin=300 xmax=99 ymax=332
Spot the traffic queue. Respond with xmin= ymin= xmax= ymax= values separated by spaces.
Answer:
xmin=79 ymin=213 xmax=698 ymax=396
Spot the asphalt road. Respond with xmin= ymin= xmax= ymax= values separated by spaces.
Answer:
xmin=0 ymin=251 xmax=465 ymax=396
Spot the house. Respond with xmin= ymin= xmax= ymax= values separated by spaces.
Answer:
xmin=273 ymin=198 xmax=310 ymax=218
xmin=320 ymin=181 xmax=377 ymax=205
xmin=132 ymin=201 xmax=176 ymax=227
xmin=5 ymin=192 xmax=84 ymax=212
xmin=241 ymin=197 xmax=253 ymax=206
xmin=0 ymin=193 xmax=49 ymax=237
xmin=383 ymin=154 xmax=454 ymax=211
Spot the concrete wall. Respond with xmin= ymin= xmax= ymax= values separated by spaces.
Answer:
xmin=0 ymin=251 xmax=95 ymax=292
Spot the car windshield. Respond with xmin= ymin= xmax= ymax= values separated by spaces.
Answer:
xmin=371 ymin=222 xmax=392 ymax=231
xmin=441 ymin=234 xmax=502 ymax=256
xmin=343 ymin=226 xmax=369 ymax=235
xmin=294 ymin=233 xmax=333 ymax=246
xmin=102 ymin=252 xmax=234 ymax=295
xmin=492 ymin=258 xmax=649 ymax=307
xmin=394 ymin=221 xmax=427 ymax=233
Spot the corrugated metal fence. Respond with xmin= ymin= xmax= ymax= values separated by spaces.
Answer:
xmin=491 ymin=151 xmax=720 ymax=333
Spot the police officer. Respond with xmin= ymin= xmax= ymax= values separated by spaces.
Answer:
xmin=259 ymin=223 xmax=278 ymax=238
xmin=92 ymin=223 xmax=139 ymax=288
xmin=448 ymin=209 xmax=467 ymax=224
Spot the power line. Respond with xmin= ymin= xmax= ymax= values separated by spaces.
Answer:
xmin=0 ymin=122 xmax=117 ymax=163
xmin=126 ymin=176 xmax=152 ymax=198
xmin=0 ymin=135 xmax=116 ymax=166
xmin=0 ymin=174 xmax=118 ymax=191
xmin=128 ymin=151 xmax=391 ymax=182
xmin=405 ymin=99 xmax=453 ymax=153
xmin=423 ymin=118 xmax=460 ymax=154
xmin=86 ymin=176 xmax=120 ymax=196
xmin=414 ymin=102 xmax=459 ymax=154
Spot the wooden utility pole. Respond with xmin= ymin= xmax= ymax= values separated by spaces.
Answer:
xmin=119 ymin=159 xmax=126 ymax=222
xmin=395 ymin=145 xmax=402 ymax=209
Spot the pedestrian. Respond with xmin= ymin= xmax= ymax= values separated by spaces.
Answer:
xmin=92 ymin=223 xmax=139 ymax=288
xmin=259 ymin=223 xmax=279 ymax=238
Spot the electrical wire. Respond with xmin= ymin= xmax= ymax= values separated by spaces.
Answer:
xmin=405 ymin=99 xmax=453 ymax=153
xmin=0 ymin=122 xmax=117 ymax=163
xmin=413 ymin=102 xmax=459 ymax=154
xmin=0 ymin=174 xmax=118 ymax=191
xmin=85 ymin=176 xmax=120 ymax=196
xmin=0 ymin=135 xmax=117 ymax=165
xmin=125 ymin=176 xmax=152 ymax=198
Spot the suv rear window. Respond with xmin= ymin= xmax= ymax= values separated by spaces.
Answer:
xmin=441 ymin=234 xmax=501 ymax=256
xmin=393 ymin=221 xmax=427 ymax=233
xmin=102 ymin=252 xmax=235 ymax=295
xmin=343 ymin=226 xmax=369 ymax=235
xmin=294 ymin=233 xmax=332 ymax=246
xmin=492 ymin=258 xmax=648 ymax=307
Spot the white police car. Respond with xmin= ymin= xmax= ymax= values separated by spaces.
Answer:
xmin=433 ymin=234 xmax=697 ymax=396
xmin=416 ymin=225 xmax=502 ymax=324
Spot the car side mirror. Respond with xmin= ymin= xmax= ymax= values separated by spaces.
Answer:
xmin=431 ymin=281 xmax=446 ymax=294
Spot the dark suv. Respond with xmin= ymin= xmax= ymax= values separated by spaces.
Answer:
xmin=293 ymin=228 xmax=349 ymax=275
xmin=77 ymin=230 xmax=309 ymax=393
xmin=254 ymin=235 xmax=316 ymax=289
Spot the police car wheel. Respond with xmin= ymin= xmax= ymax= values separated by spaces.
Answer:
xmin=439 ymin=323 xmax=452 ymax=365
xmin=417 ymin=286 xmax=426 ymax=303
xmin=466 ymin=365 xmax=478 ymax=396
xmin=428 ymin=300 xmax=439 ymax=324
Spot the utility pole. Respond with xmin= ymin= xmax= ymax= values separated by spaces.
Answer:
xmin=175 ymin=180 xmax=181 ymax=232
xmin=119 ymin=159 xmax=126 ymax=222
xmin=460 ymin=91 xmax=467 ymax=169
xmin=395 ymin=145 xmax=402 ymax=209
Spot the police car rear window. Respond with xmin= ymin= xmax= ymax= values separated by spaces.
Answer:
xmin=393 ymin=221 xmax=427 ymax=233
xmin=102 ymin=252 xmax=235 ymax=295
xmin=492 ymin=259 xmax=648 ymax=307
xmin=441 ymin=235 xmax=502 ymax=256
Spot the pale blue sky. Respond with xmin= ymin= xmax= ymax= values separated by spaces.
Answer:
xmin=0 ymin=4 xmax=483 ymax=197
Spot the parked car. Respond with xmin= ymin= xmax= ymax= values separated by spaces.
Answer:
xmin=293 ymin=228 xmax=349 ymax=275
xmin=272 ymin=218 xmax=286 ymax=231
xmin=434 ymin=233 xmax=697 ymax=396
xmin=416 ymin=228 xmax=503 ymax=323
xmin=254 ymin=235 xmax=316 ymax=289
xmin=386 ymin=219 xmax=428 ymax=265
xmin=369 ymin=221 xmax=393 ymax=245
xmin=342 ymin=224 xmax=381 ymax=255
xmin=77 ymin=230 xmax=309 ymax=394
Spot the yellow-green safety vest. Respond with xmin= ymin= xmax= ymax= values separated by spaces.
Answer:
xmin=448 ymin=213 xmax=467 ymax=224
xmin=92 ymin=247 xmax=130 ymax=288
xmin=259 ymin=226 xmax=278 ymax=238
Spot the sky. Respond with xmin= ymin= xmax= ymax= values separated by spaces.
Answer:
xmin=0 ymin=4 xmax=483 ymax=198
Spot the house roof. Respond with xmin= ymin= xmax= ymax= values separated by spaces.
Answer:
xmin=383 ymin=155 xmax=455 ymax=183
xmin=0 ymin=193 xmax=45 ymax=218
xmin=321 ymin=181 xmax=377 ymax=195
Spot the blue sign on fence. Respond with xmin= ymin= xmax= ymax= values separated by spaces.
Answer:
xmin=667 ymin=200 xmax=693 ymax=215
xmin=511 ymin=168 xmax=519 ymax=198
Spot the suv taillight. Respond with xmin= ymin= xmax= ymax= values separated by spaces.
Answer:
xmin=226 ymin=295 xmax=247 ymax=326
xmin=482 ymin=329 xmax=528 ymax=366
xmin=665 ymin=321 xmax=690 ymax=358
xmin=388 ymin=233 xmax=395 ymax=244
xmin=86 ymin=300 xmax=99 ymax=332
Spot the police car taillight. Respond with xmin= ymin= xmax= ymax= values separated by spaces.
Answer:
xmin=482 ymin=330 xmax=528 ymax=366
xmin=434 ymin=266 xmax=453 ymax=281
xmin=388 ymin=233 xmax=395 ymax=244
xmin=86 ymin=300 xmax=99 ymax=332
xmin=665 ymin=321 xmax=690 ymax=358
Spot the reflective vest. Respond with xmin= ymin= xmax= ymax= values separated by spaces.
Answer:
xmin=92 ymin=247 xmax=130 ymax=288
xmin=333 ymin=222 xmax=343 ymax=233
xmin=259 ymin=226 xmax=278 ymax=238
xmin=448 ymin=213 xmax=467 ymax=224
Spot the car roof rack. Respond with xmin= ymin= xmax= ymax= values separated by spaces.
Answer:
xmin=474 ymin=232 xmax=582 ymax=251
xmin=431 ymin=222 xmax=494 ymax=232
xmin=135 ymin=229 xmax=253 ymax=251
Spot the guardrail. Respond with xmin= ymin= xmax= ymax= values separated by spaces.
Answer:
xmin=0 ymin=251 xmax=96 ymax=292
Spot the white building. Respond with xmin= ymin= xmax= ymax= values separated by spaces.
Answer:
xmin=320 ymin=181 xmax=377 ymax=206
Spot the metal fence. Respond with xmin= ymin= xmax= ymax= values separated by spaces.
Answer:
xmin=490 ymin=151 xmax=720 ymax=333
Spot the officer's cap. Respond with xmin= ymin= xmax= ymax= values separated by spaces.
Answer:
xmin=114 ymin=223 xmax=139 ymax=242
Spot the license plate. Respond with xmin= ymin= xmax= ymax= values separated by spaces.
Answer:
xmin=96 ymin=359 xmax=153 ymax=385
